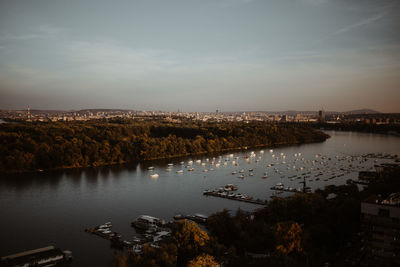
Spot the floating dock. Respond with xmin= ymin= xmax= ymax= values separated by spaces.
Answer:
xmin=84 ymin=223 xmax=136 ymax=249
xmin=270 ymin=187 xmax=302 ymax=193
xmin=203 ymin=191 xmax=266 ymax=205
xmin=85 ymin=221 xmax=172 ymax=253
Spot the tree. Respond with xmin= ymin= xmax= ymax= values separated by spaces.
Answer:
xmin=275 ymin=221 xmax=303 ymax=255
xmin=172 ymin=220 xmax=210 ymax=266
xmin=187 ymin=254 xmax=219 ymax=267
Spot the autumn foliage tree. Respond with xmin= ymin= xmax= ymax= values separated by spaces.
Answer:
xmin=172 ymin=220 xmax=210 ymax=266
xmin=187 ymin=254 xmax=219 ymax=267
xmin=275 ymin=221 xmax=303 ymax=255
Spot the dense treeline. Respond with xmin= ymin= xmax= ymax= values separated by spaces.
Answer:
xmin=314 ymin=122 xmax=400 ymax=135
xmin=112 ymin=166 xmax=400 ymax=267
xmin=0 ymin=120 xmax=328 ymax=172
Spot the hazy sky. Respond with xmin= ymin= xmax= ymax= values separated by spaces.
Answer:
xmin=0 ymin=0 xmax=399 ymax=112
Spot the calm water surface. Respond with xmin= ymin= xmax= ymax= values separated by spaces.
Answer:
xmin=1 ymin=131 xmax=399 ymax=266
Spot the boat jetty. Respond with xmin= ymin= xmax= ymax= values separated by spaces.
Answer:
xmin=270 ymin=183 xmax=309 ymax=193
xmin=203 ymin=184 xmax=266 ymax=205
xmin=85 ymin=218 xmax=172 ymax=253
xmin=85 ymin=222 xmax=133 ymax=249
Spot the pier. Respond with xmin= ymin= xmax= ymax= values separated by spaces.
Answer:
xmin=203 ymin=191 xmax=266 ymax=205
xmin=270 ymin=186 xmax=304 ymax=193
xmin=84 ymin=222 xmax=138 ymax=250
xmin=84 ymin=227 xmax=131 ymax=249
xmin=85 ymin=221 xmax=173 ymax=253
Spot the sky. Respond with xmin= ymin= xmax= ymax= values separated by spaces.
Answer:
xmin=0 ymin=0 xmax=399 ymax=112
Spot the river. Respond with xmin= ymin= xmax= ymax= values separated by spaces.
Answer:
xmin=0 ymin=131 xmax=399 ymax=266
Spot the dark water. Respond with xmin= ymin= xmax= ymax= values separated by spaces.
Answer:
xmin=1 ymin=131 xmax=399 ymax=266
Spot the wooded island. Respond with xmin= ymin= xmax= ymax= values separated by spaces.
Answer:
xmin=0 ymin=120 xmax=329 ymax=172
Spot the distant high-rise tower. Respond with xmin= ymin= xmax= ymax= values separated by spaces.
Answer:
xmin=318 ymin=109 xmax=325 ymax=123
xmin=216 ymin=109 xmax=219 ymax=115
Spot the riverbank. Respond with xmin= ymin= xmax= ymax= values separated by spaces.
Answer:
xmin=0 ymin=120 xmax=329 ymax=173
xmin=311 ymin=122 xmax=400 ymax=136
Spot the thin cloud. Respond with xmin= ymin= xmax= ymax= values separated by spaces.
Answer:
xmin=333 ymin=11 xmax=387 ymax=35
xmin=0 ymin=33 xmax=41 ymax=41
xmin=0 ymin=25 xmax=66 ymax=42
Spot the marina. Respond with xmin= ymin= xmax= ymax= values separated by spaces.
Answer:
xmin=85 ymin=219 xmax=172 ymax=253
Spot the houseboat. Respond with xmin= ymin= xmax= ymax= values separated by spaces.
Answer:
xmin=132 ymin=215 xmax=165 ymax=231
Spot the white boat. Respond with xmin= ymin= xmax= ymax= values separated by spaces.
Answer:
xmin=176 ymin=170 xmax=184 ymax=173
xmin=167 ymin=163 xmax=173 ymax=167
xmin=150 ymin=173 xmax=159 ymax=178
xmin=148 ymin=166 xmax=154 ymax=170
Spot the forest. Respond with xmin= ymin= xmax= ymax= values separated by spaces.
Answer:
xmin=0 ymin=120 xmax=329 ymax=172
xmin=314 ymin=122 xmax=400 ymax=135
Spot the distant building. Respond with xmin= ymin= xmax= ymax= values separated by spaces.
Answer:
xmin=361 ymin=193 xmax=400 ymax=265
xmin=318 ymin=109 xmax=325 ymax=123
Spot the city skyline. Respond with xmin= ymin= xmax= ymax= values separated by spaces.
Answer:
xmin=1 ymin=0 xmax=400 ymax=112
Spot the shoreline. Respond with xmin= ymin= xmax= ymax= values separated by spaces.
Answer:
xmin=0 ymin=138 xmax=329 ymax=175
